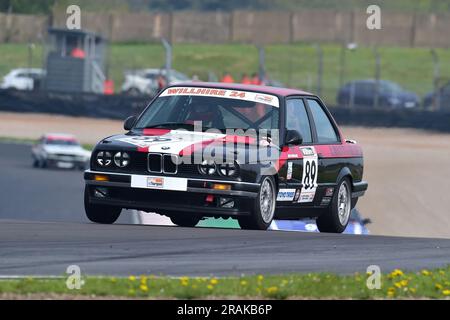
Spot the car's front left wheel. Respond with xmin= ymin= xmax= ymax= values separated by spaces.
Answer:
xmin=238 ymin=176 xmax=276 ymax=230
xmin=84 ymin=186 xmax=121 ymax=224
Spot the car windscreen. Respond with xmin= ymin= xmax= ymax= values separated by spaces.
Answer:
xmin=134 ymin=87 xmax=280 ymax=132
xmin=45 ymin=139 xmax=79 ymax=146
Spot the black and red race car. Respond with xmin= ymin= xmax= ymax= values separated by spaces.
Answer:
xmin=84 ymin=82 xmax=368 ymax=232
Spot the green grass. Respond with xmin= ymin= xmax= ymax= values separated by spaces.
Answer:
xmin=1 ymin=43 xmax=450 ymax=104
xmin=0 ymin=267 xmax=449 ymax=299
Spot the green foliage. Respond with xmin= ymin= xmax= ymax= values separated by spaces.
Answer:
xmin=0 ymin=267 xmax=449 ymax=299
xmin=0 ymin=0 xmax=55 ymax=14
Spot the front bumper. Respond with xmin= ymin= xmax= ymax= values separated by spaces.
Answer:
xmin=84 ymin=170 xmax=259 ymax=217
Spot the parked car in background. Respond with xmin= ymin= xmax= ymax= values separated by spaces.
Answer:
xmin=337 ymin=79 xmax=419 ymax=109
xmin=32 ymin=133 xmax=91 ymax=170
xmin=423 ymin=81 xmax=450 ymax=110
xmin=0 ymin=68 xmax=45 ymax=91
xmin=271 ymin=209 xmax=371 ymax=235
xmin=121 ymin=68 xmax=190 ymax=96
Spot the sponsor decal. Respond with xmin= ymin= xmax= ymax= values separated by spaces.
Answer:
xmin=286 ymin=161 xmax=293 ymax=180
xmin=147 ymin=177 xmax=164 ymax=188
xmin=298 ymin=146 xmax=318 ymax=203
xmin=287 ymin=154 xmax=298 ymax=159
xmin=301 ymin=147 xmax=315 ymax=156
xmin=276 ymin=189 xmax=296 ymax=201
xmin=118 ymin=136 xmax=175 ymax=148
xmin=255 ymin=94 xmax=274 ymax=104
xmin=160 ymin=87 xmax=279 ymax=108
xmin=320 ymin=197 xmax=332 ymax=206
xmin=293 ymin=189 xmax=301 ymax=202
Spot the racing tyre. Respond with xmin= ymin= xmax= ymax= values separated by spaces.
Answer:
xmin=238 ymin=176 xmax=276 ymax=230
xmin=170 ymin=215 xmax=201 ymax=228
xmin=84 ymin=186 xmax=121 ymax=224
xmin=316 ymin=177 xmax=352 ymax=233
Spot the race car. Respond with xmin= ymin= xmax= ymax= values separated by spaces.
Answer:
xmin=84 ymin=82 xmax=368 ymax=232
xmin=32 ymin=133 xmax=91 ymax=170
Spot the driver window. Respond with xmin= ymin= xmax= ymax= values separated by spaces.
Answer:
xmin=285 ymin=99 xmax=312 ymax=144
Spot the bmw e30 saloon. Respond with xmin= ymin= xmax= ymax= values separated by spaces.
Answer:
xmin=84 ymin=82 xmax=368 ymax=232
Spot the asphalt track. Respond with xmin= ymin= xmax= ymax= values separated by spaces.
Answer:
xmin=0 ymin=142 xmax=449 ymax=276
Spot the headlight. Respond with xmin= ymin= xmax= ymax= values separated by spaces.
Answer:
xmin=218 ymin=162 xmax=238 ymax=177
xmin=96 ymin=151 xmax=112 ymax=166
xmin=198 ymin=160 xmax=216 ymax=175
xmin=113 ymin=152 xmax=130 ymax=168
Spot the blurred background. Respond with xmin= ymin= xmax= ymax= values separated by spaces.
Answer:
xmin=0 ymin=0 xmax=450 ymax=238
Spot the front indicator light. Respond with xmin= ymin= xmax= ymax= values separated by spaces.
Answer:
xmin=212 ymin=183 xmax=231 ymax=191
xmin=94 ymin=174 xmax=109 ymax=181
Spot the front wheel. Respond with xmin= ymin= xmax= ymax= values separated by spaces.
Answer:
xmin=238 ymin=176 xmax=276 ymax=230
xmin=84 ymin=186 xmax=121 ymax=224
xmin=316 ymin=177 xmax=352 ymax=233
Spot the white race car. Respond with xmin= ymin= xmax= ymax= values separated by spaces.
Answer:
xmin=31 ymin=133 xmax=91 ymax=170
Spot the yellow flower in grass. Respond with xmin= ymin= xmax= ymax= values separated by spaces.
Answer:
xmin=421 ymin=269 xmax=431 ymax=276
xmin=387 ymin=287 xmax=396 ymax=297
xmin=409 ymin=288 xmax=416 ymax=294
xmin=110 ymin=277 xmax=117 ymax=283
xmin=435 ymin=283 xmax=443 ymax=290
xmin=140 ymin=275 xmax=148 ymax=283
xmin=266 ymin=287 xmax=278 ymax=294
xmin=140 ymin=284 xmax=149 ymax=292
xmin=207 ymin=284 xmax=214 ymax=290
xmin=443 ymin=290 xmax=450 ymax=296
xmin=240 ymin=280 xmax=248 ymax=286
xmin=400 ymin=280 xmax=408 ymax=287
xmin=389 ymin=269 xmax=404 ymax=278
xmin=128 ymin=275 xmax=136 ymax=282
xmin=257 ymin=275 xmax=264 ymax=282
xmin=210 ymin=278 xmax=218 ymax=285
xmin=439 ymin=270 xmax=445 ymax=276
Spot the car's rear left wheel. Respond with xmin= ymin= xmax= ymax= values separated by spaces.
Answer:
xmin=238 ymin=176 xmax=276 ymax=230
xmin=84 ymin=186 xmax=121 ymax=224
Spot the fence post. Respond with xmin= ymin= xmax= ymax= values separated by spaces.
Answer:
xmin=430 ymin=49 xmax=440 ymax=111
xmin=257 ymin=45 xmax=266 ymax=82
xmin=315 ymin=45 xmax=323 ymax=96
xmin=161 ymin=38 xmax=172 ymax=83
xmin=373 ymin=47 xmax=381 ymax=109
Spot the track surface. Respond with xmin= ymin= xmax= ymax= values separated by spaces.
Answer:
xmin=1 ymin=220 xmax=450 ymax=276
xmin=0 ymin=143 xmax=449 ymax=276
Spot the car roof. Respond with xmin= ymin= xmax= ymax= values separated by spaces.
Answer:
xmin=169 ymin=82 xmax=315 ymax=97
xmin=44 ymin=133 xmax=77 ymax=140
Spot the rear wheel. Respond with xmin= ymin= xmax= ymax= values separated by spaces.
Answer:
xmin=84 ymin=186 xmax=121 ymax=224
xmin=238 ymin=176 xmax=276 ymax=230
xmin=170 ymin=215 xmax=201 ymax=228
xmin=316 ymin=177 xmax=352 ymax=233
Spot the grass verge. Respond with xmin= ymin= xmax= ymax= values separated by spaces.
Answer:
xmin=1 ymin=267 xmax=449 ymax=299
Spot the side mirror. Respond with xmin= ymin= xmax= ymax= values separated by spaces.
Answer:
xmin=124 ymin=116 xmax=137 ymax=131
xmin=285 ymin=130 xmax=303 ymax=145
